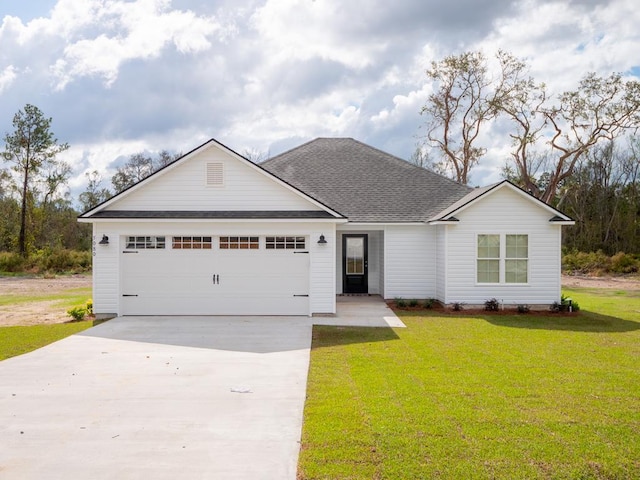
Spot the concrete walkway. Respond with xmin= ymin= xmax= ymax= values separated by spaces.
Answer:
xmin=0 ymin=298 xmax=403 ymax=480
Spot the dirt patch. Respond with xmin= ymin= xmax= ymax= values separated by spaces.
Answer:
xmin=0 ymin=274 xmax=92 ymax=327
xmin=562 ymin=274 xmax=640 ymax=290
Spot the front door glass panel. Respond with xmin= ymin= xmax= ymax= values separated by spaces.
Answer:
xmin=346 ymin=237 xmax=364 ymax=274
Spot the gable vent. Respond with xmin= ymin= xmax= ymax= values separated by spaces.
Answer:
xmin=206 ymin=162 xmax=224 ymax=186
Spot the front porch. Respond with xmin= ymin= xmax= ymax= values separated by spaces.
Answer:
xmin=336 ymin=229 xmax=384 ymax=296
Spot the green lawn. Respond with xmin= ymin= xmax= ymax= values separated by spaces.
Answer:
xmin=299 ymin=288 xmax=640 ymax=479
xmin=0 ymin=320 xmax=98 ymax=361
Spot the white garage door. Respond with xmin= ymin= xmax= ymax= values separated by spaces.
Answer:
xmin=120 ymin=235 xmax=310 ymax=316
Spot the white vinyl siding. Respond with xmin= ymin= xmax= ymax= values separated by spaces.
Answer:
xmin=384 ymin=225 xmax=436 ymax=299
xmin=444 ymin=186 xmax=562 ymax=306
xmin=91 ymin=225 xmax=119 ymax=316
xmin=435 ymin=225 xmax=447 ymax=301
xmin=109 ymin=144 xmax=321 ymax=212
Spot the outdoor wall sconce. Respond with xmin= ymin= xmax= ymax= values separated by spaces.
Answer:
xmin=317 ymin=234 xmax=327 ymax=244
xmin=99 ymin=235 xmax=109 ymax=246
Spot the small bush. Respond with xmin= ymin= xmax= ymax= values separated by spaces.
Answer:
xmin=85 ymin=299 xmax=93 ymax=316
xmin=550 ymin=295 xmax=580 ymax=313
xmin=484 ymin=298 xmax=500 ymax=311
xmin=408 ymin=299 xmax=419 ymax=307
xmin=451 ymin=302 xmax=464 ymax=311
xmin=394 ymin=297 xmax=407 ymax=308
xmin=423 ymin=298 xmax=435 ymax=309
xmin=517 ymin=304 xmax=530 ymax=314
xmin=67 ymin=306 xmax=87 ymax=322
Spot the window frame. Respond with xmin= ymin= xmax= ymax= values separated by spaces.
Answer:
xmin=476 ymin=233 xmax=529 ymax=285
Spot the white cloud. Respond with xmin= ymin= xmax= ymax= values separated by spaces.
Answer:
xmin=42 ymin=0 xmax=233 ymax=89
xmin=250 ymin=0 xmax=387 ymax=69
xmin=0 ymin=65 xmax=17 ymax=92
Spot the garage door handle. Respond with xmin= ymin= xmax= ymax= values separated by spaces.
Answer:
xmin=212 ymin=274 xmax=219 ymax=285
xmin=293 ymin=294 xmax=309 ymax=297
xmin=122 ymin=294 xmax=138 ymax=297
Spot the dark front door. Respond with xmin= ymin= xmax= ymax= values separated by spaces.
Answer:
xmin=343 ymin=234 xmax=368 ymax=294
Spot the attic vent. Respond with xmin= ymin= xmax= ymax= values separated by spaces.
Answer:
xmin=206 ymin=162 xmax=223 ymax=186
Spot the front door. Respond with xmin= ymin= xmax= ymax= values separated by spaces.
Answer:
xmin=343 ymin=234 xmax=368 ymax=294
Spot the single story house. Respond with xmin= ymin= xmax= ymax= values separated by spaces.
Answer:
xmin=79 ymin=138 xmax=574 ymax=317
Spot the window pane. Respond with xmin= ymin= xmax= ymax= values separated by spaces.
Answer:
xmin=477 ymin=260 xmax=499 ymax=283
xmin=506 ymin=260 xmax=528 ymax=283
xmin=506 ymin=234 xmax=528 ymax=258
xmin=478 ymin=235 xmax=500 ymax=258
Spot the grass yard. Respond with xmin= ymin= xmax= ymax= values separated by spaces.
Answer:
xmin=298 ymin=288 xmax=640 ymax=479
xmin=0 ymin=320 xmax=98 ymax=360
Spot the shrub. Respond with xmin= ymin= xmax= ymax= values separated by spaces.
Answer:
xmin=517 ymin=304 xmax=530 ymax=314
xmin=423 ymin=298 xmax=435 ymax=309
xmin=67 ymin=306 xmax=87 ymax=322
xmin=37 ymin=249 xmax=92 ymax=273
xmin=484 ymin=298 xmax=500 ymax=311
xmin=85 ymin=299 xmax=93 ymax=316
xmin=550 ymin=295 xmax=580 ymax=313
xmin=408 ymin=299 xmax=419 ymax=307
xmin=0 ymin=252 xmax=26 ymax=272
xmin=610 ymin=252 xmax=639 ymax=274
xmin=451 ymin=302 xmax=464 ymax=311
xmin=562 ymin=249 xmax=611 ymax=275
xmin=394 ymin=297 xmax=407 ymax=308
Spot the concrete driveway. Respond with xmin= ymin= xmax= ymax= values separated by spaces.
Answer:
xmin=0 ymin=298 xmax=403 ymax=480
xmin=0 ymin=317 xmax=312 ymax=480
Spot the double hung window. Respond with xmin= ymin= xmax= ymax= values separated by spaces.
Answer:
xmin=477 ymin=234 xmax=528 ymax=284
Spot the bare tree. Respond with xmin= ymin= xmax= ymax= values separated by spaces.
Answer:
xmin=501 ymin=69 xmax=640 ymax=203
xmin=421 ymin=50 xmax=528 ymax=184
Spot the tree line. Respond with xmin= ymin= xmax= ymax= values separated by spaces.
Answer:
xmin=0 ymin=104 xmax=180 ymax=256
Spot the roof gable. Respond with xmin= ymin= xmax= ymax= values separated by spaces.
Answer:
xmin=80 ymin=139 xmax=343 ymax=219
xmin=262 ymin=138 xmax=473 ymax=222
xmin=429 ymin=180 xmax=574 ymax=224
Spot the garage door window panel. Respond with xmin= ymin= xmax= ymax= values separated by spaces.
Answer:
xmin=173 ymin=236 xmax=212 ymax=249
xmin=126 ymin=236 xmax=166 ymax=249
xmin=265 ymin=236 xmax=305 ymax=250
xmin=220 ymin=236 xmax=259 ymax=249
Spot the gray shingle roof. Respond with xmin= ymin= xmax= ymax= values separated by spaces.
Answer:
xmin=262 ymin=138 xmax=473 ymax=222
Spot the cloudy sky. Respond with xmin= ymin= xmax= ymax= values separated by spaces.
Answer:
xmin=1 ymin=0 xmax=639 ymax=200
